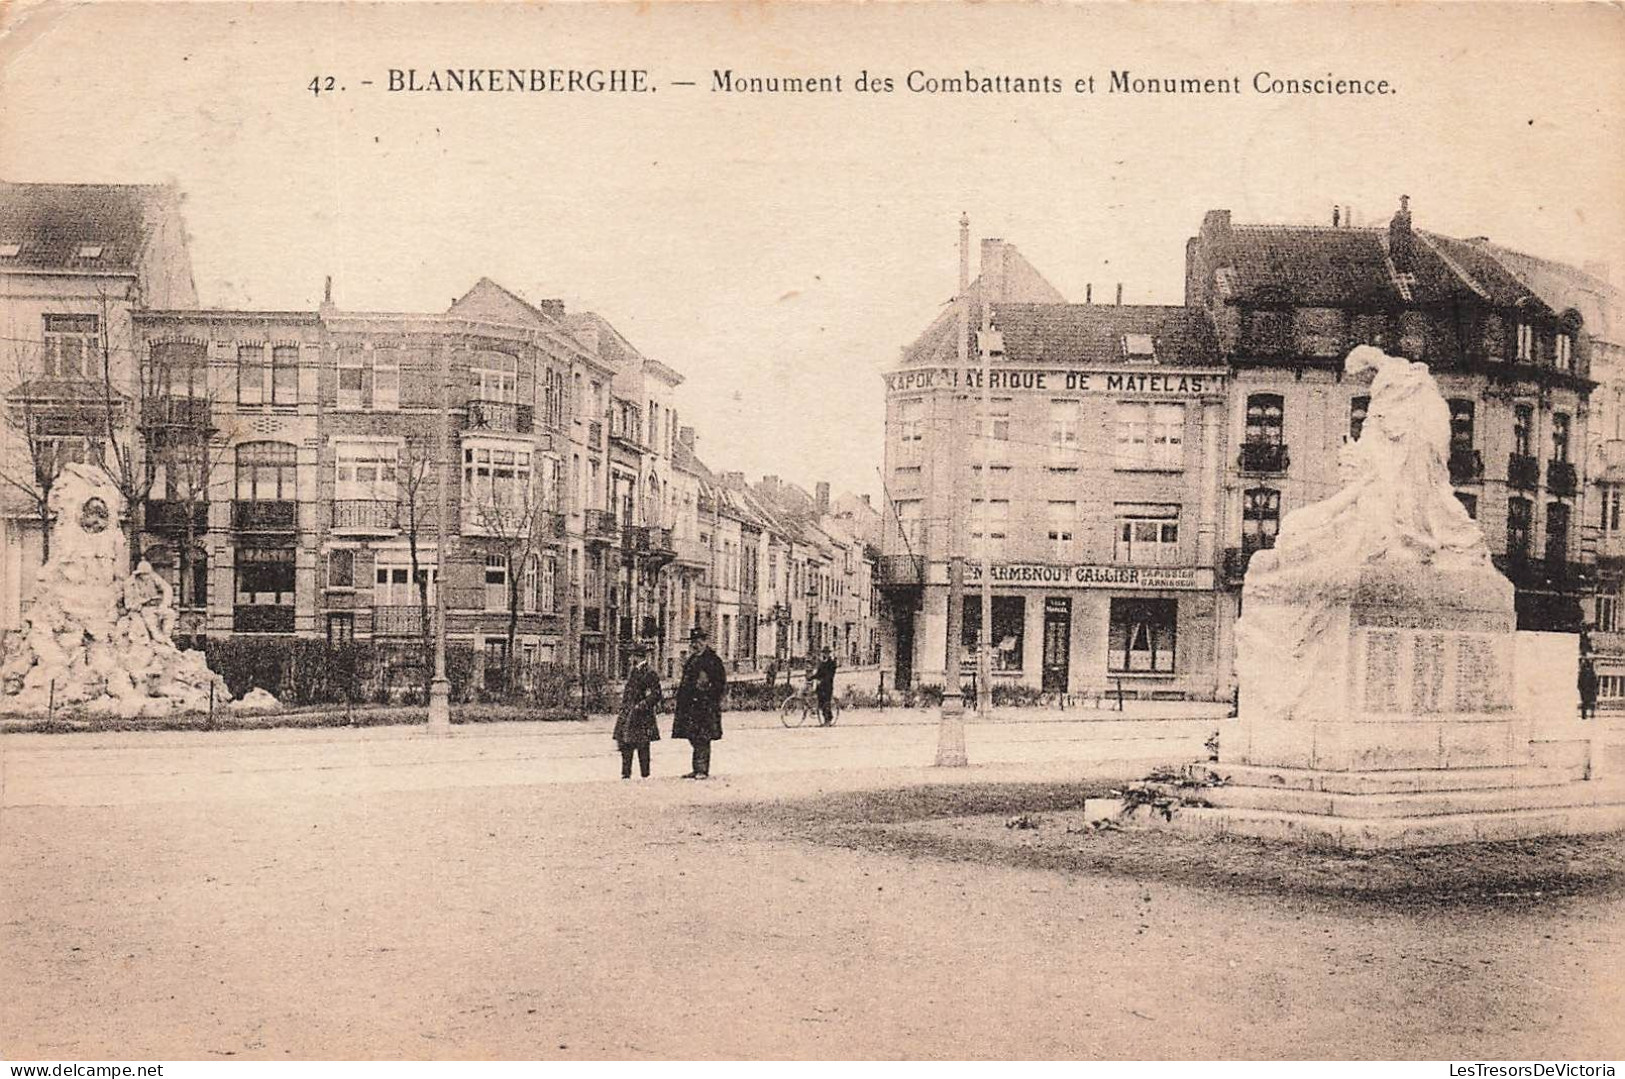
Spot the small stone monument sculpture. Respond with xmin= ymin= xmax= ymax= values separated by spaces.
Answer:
xmin=0 ymin=463 xmax=228 ymax=718
xmin=1167 ymin=346 xmax=1623 ymax=847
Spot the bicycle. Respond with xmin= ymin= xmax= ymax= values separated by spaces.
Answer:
xmin=779 ymin=681 xmax=841 ymax=727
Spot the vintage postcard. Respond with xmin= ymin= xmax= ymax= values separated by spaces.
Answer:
xmin=0 ymin=0 xmax=1622 ymax=1066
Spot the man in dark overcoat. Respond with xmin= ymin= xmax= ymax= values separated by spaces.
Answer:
xmin=673 ymin=625 xmax=727 ymax=778
xmin=613 ymin=642 xmax=662 ymax=779
xmin=813 ymin=647 xmax=838 ymax=726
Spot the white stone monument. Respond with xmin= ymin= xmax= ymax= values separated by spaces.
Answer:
xmin=1178 ymin=347 xmax=1623 ymax=847
xmin=0 ymin=463 xmax=228 ymax=718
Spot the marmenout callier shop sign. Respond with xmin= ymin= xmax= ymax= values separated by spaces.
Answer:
xmin=884 ymin=366 xmax=1226 ymax=396
xmin=929 ymin=562 xmax=1209 ymax=590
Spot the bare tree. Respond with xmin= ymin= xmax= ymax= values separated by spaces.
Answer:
xmin=83 ymin=285 xmax=151 ymax=569
xmin=0 ymin=343 xmax=66 ymax=564
xmin=397 ymin=434 xmax=438 ymax=699
xmin=471 ymin=458 xmax=547 ymax=696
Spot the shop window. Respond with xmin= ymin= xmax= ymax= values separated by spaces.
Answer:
xmin=1114 ymin=504 xmax=1180 ymax=565
xmin=961 ymin=595 xmax=1025 ymax=672
xmin=1242 ymin=488 xmax=1280 ymax=553
xmin=1507 ymin=497 xmax=1532 ymax=558
xmin=1115 ymin=403 xmax=1184 ymax=470
xmin=1349 ymin=396 xmax=1369 ymax=442
xmin=1109 ymin=598 xmax=1177 ymax=674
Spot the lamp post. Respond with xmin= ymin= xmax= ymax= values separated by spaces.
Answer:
xmin=976 ymin=310 xmax=997 ymax=716
xmin=427 ymin=343 xmax=452 ymax=733
xmin=935 ymin=212 xmax=971 ymax=767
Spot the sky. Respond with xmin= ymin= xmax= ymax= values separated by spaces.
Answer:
xmin=2 ymin=2 xmax=1622 ymax=504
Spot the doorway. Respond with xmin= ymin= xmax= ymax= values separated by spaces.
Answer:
xmin=895 ymin=610 xmax=915 ymax=690
xmin=1042 ymin=597 xmax=1071 ymax=693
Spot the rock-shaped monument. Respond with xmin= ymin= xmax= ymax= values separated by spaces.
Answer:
xmin=0 ymin=463 xmax=227 ymax=718
xmin=1184 ymin=346 xmax=1622 ymax=847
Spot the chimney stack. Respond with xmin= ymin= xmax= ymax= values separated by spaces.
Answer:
xmin=1115 ymin=283 xmax=1123 ymax=306
xmin=815 ymin=482 xmax=831 ymax=515
xmin=722 ymin=471 xmax=746 ymax=489
xmin=678 ymin=425 xmax=697 ymax=450
xmin=1389 ymin=195 xmax=1414 ymax=271
xmin=537 ymin=299 xmax=566 ymax=321
xmin=320 ymin=275 xmax=335 ymax=315
xmin=1086 ymin=283 xmax=1093 ymax=304
xmin=1332 ymin=205 xmax=1341 ymax=227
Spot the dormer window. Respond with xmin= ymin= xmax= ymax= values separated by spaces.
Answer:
xmin=1122 ymin=334 xmax=1155 ymax=361
xmin=76 ymin=244 xmax=104 ymax=259
xmin=0 ymin=243 xmax=20 ymax=258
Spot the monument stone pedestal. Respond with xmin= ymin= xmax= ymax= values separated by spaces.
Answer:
xmin=1167 ymin=564 xmax=1625 ymax=849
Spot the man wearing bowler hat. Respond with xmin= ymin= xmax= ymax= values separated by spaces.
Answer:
xmin=673 ymin=625 xmax=727 ymax=778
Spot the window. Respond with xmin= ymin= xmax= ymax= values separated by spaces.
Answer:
xmin=1455 ymin=492 xmax=1479 ymax=520
xmin=1547 ymin=502 xmax=1571 ymax=564
xmin=1598 ymin=594 xmax=1619 ymax=633
xmin=327 ymin=613 xmax=355 ymax=644
xmin=144 ymin=340 xmax=208 ymax=404
xmin=0 ymin=243 xmax=19 ymax=258
xmin=470 ymin=352 xmax=518 ymax=403
xmin=237 ymin=345 xmax=265 ymax=405
xmin=1602 ymin=484 xmax=1623 ymax=534
xmin=374 ymin=559 xmax=435 ymax=607
xmin=271 ymin=345 xmax=298 ymax=405
xmin=896 ymin=499 xmax=923 ymax=549
xmin=1115 ymin=403 xmax=1184 ymax=469
xmin=970 ymin=499 xmax=1008 ymax=558
xmin=235 ymin=546 xmax=295 ymax=606
xmin=1115 ymin=504 xmax=1180 ymax=565
xmin=1514 ymin=404 xmax=1534 ymax=457
xmin=463 ymin=443 xmax=532 ymax=518
xmin=234 ymin=441 xmax=296 ymax=501
xmin=982 ymin=397 xmax=1011 ymax=450
xmin=1449 ymin=399 xmax=1475 ymax=450
xmin=896 ymin=398 xmax=924 ymax=443
xmin=1109 ymin=598 xmax=1177 ymax=674
xmin=335 ymin=442 xmax=398 ymax=501
xmin=961 ymin=595 xmax=1026 ymax=672
xmin=1556 ymin=333 xmax=1573 ymax=371
xmin=1349 ymin=396 xmax=1370 ymax=442
xmin=1507 ymin=497 xmax=1532 ymax=558
xmin=337 ymin=349 xmax=366 ymax=409
xmin=1516 ymin=322 xmax=1534 ymax=361
xmin=522 ymin=555 xmax=539 ymax=614
xmin=1552 ymin=413 xmax=1571 ymax=463
xmin=76 ymin=243 xmax=103 ymax=260
xmin=1242 ymin=488 xmax=1280 ymax=553
xmin=328 ymin=548 xmax=355 ymax=589
xmin=1244 ymin=393 xmax=1284 ymax=445
xmin=485 ymin=554 xmax=509 ymax=612
xmin=1049 ymin=400 xmax=1081 ymax=468
xmin=1047 ymin=501 xmax=1075 ymax=559
xmin=373 ymin=350 xmax=398 ymax=411
xmin=1122 ymin=334 xmax=1155 ymax=360
xmin=42 ymin=314 xmax=97 ymax=377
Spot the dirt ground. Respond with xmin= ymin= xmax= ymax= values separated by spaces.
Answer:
xmin=2 ymin=771 xmax=1622 ymax=1060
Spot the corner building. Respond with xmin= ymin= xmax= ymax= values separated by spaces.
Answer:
xmin=879 ymin=240 xmax=1231 ymax=699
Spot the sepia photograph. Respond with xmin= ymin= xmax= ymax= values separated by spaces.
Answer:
xmin=0 ymin=0 xmax=1623 ymax=1065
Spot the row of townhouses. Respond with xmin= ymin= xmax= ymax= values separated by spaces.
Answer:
xmin=0 ymin=180 xmax=881 ymax=689
xmin=878 ymin=200 xmax=1625 ymax=703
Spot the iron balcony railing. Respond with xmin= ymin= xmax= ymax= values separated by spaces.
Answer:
xmin=139 ymin=395 xmax=213 ymax=431
xmin=584 ymin=509 xmax=618 ymax=542
xmin=465 ymin=399 xmax=534 ymax=434
xmin=143 ymin=499 xmax=209 ymax=534
xmin=232 ymin=500 xmax=296 ymax=532
xmin=1507 ymin=454 xmax=1541 ymax=490
xmin=1448 ymin=447 xmax=1484 ymax=485
xmin=372 ymin=605 xmax=426 ymax=637
xmin=1238 ymin=441 xmax=1290 ymax=474
xmin=875 ymin=555 xmax=924 ymax=587
xmin=332 ymin=499 xmax=400 ymax=532
xmin=1548 ymin=460 xmax=1579 ymax=497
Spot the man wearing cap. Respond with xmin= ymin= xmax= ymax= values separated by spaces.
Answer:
xmin=673 ymin=625 xmax=727 ymax=778
xmin=613 ymin=641 xmax=662 ymax=779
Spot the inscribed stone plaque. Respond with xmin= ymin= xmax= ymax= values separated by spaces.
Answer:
xmin=1363 ymin=630 xmax=1401 ymax=714
xmin=1411 ymin=633 xmax=1447 ymax=714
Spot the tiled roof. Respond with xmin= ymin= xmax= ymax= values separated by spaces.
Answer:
xmin=994 ymin=303 xmax=1220 ymax=367
xmin=0 ymin=180 xmax=174 ymax=274
xmin=1462 ymin=240 xmax=1624 ymax=343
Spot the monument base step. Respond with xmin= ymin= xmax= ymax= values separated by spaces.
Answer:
xmin=1201 ymin=777 xmax=1612 ymax=820
xmin=1146 ymin=801 xmax=1625 ymax=850
xmin=1209 ymin=762 xmax=1585 ymax=795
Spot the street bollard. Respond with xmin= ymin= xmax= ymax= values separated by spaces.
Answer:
xmin=208 ymin=682 xmax=215 ymax=729
xmin=48 ymin=679 xmax=56 ymax=725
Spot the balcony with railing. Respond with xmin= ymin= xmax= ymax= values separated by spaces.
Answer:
xmin=1507 ymin=454 xmax=1541 ymax=490
xmin=584 ymin=508 xmax=618 ymax=545
xmin=876 ymin=554 xmax=925 ymax=588
xmin=332 ymin=499 xmax=400 ymax=534
xmin=143 ymin=499 xmax=209 ymax=534
xmin=674 ymin=533 xmax=709 ymax=567
xmin=1448 ymin=447 xmax=1484 ymax=485
xmin=465 ymin=398 xmax=534 ymax=435
xmin=232 ymin=500 xmax=297 ymax=533
xmin=541 ymin=511 xmax=567 ymax=544
xmin=1238 ymin=441 xmax=1290 ymax=474
xmin=139 ymin=395 xmax=213 ymax=432
xmin=1548 ymin=460 xmax=1578 ymax=497
xmin=233 ymin=604 xmax=295 ymax=634
xmin=622 ymin=524 xmax=676 ymax=565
